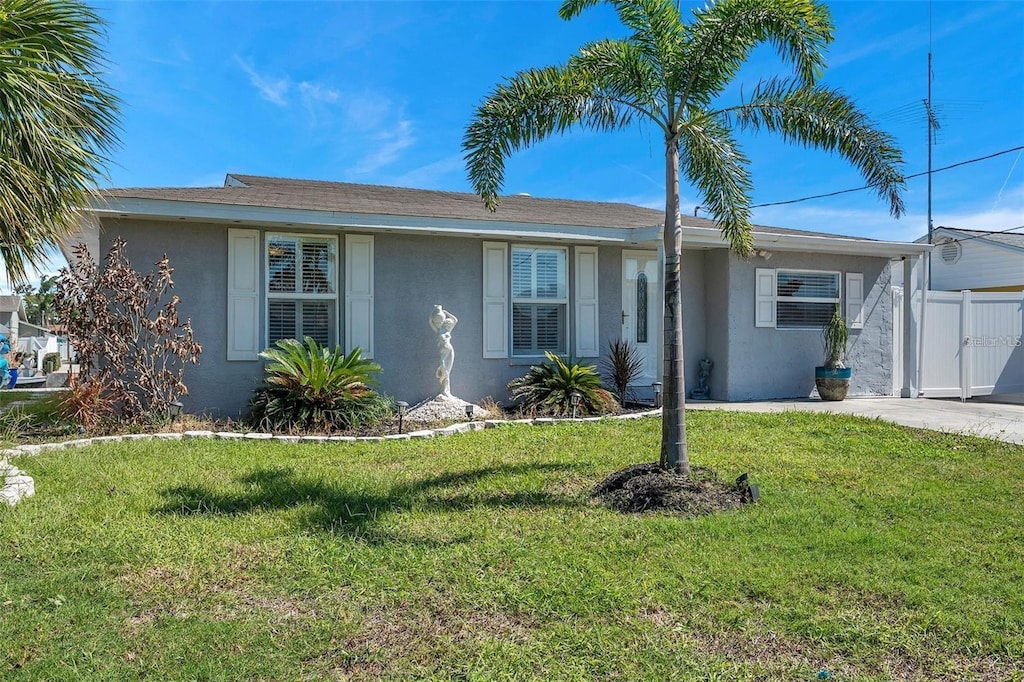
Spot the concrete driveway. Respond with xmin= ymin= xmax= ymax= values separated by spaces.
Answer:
xmin=684 ymin=396 xmax=1024 ymax=445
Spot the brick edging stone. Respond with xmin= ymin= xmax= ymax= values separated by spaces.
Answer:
xmin=1 ymin=409 xmax=663 ymax=506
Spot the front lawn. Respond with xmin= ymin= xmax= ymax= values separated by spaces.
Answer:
xmin=2 ymin=412 xmax=1022 ymax=680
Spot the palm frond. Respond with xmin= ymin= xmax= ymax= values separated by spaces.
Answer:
xmin=570 ymin=39 xmax=665 ymax=123
xmin=717 ymin=78 xmax=906 ymax=217
xmin=463 ymin=64 xmax=632 ymax=211
xmin=677 ymin=0 xmax=832 ymax=110
xmin=0 ymin=0 xmax=120 ymax=283
xmin=677 ymin=115 xmax=754 ymax=256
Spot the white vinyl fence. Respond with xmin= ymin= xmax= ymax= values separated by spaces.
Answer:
xmin=895 ymin=289 xmax=1024 ymax=399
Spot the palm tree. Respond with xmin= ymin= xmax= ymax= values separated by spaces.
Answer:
xmin=463 ymin=0 xmax=905 ymax=476
xmin=0 ymin=0 xmax=119 ymax=285
xmin=15 ymin=274 xmax=58 ymax=326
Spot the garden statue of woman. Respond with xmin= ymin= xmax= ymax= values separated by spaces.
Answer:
xmin=429 ymin=305 xmax=458 ymax=397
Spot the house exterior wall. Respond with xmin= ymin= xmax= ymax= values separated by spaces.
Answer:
xmin=930 ymin=238 xmax=1024 ymax=292
xmin=719 ymin=251 xmax=894 ymax=400
xmin=680 ymin=249 xmax=708 ymax=397
xmin=93 ymin=218 xmax=898 ymax=414
xmin=96 ymin=219 xmax=264 ymax=417
xmin=96 ymin=220 xmax=627 ymax=417
xmin=702 ymin=249 xmax=731 ymax=400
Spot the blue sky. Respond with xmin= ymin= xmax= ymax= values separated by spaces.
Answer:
xmin=94 ymin=0 xmax=1024 ymax=247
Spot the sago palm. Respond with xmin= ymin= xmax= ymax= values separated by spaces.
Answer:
xmin=251 ymin=337 xmax=383 ymax=431
xmin=464 ymin=0 xmax=905 ymax=475
xmin=0 ymin=0 xmax=119 ymax=283
xmin=507 ymin=351 xmax=617 ymax=417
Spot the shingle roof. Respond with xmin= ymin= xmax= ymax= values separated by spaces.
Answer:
xmin=0 ymin=296 xmax=24 ymax=314
xmin=935 ymin=226 xmax=1024 ymax=251
xmin=98 ymin=173 xmax=865 ymax=241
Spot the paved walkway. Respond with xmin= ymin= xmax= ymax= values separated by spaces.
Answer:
xmin=684 ymin=396 xmax=1024 ymax=445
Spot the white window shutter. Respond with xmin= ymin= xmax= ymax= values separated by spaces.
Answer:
xmin=846 ymin=272 xmax=864 ymax=329
xmin=482 ymin=242 xmax=508 ymax=358
xmin=755 ymin=268 xmax=777 ymax=328
xmin=345 ymin=234 xmax=374 ymax=357
xmin=227 ymin=228 xmax=260 ymax=360
xmin=574 ymin=246 xmax=600 ymax=357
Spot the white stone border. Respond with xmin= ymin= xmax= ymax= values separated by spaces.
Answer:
xmin=0 ymin=410 xmax=663 ymax=506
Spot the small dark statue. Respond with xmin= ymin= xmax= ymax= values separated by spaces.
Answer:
xmin=690 ymin=357 xmax=712 ymax=400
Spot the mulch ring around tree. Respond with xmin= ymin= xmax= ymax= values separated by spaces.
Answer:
xmin=593 ymin=463 xmax=751 ymax=516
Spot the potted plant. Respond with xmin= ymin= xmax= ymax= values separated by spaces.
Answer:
xmin=815 ymin=304 xmax=851 ymax=401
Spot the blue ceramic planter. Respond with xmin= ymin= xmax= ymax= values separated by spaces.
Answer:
xmin=814 ymin=366 xmax=852 ymax=401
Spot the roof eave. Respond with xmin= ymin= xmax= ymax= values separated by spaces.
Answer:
xmin=88 ymin=197 xmax=652 ymax=244
xmin=87 ymin=197 xmax=932 ymax=256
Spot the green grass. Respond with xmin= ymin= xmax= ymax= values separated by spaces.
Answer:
xmin=0 ymin=391 xmax=65 ymax=446
xmin=2 ymin=412 xmax=1022 ymax=680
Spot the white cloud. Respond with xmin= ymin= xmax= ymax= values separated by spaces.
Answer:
xmin=298 ymin=82 xmax=340 ymax=105
xmin=830 ymin=4 xmax=1006 ymax=70
xmin=352 ymin=119 xmax=415 ymax=175
xmin=232 ymin=58 xmax=417 ymax=176
xmin=393 ymin=155 xmax=464 ymax=188
xmin=234 ymin=56 xmax=289 ymax=107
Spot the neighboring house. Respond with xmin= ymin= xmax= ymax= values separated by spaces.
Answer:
xmin=69 ymin=174 xmax=931 ymax=417
xmin=0 ymin=295 xmax=52 ymax=341
xmin=0 ymin=295 xmax=27 ymax=338
xmin=0 ymin=295 xmax=59 ymax=378
xmin=922 ymin=226 xmax=1024 ymax=292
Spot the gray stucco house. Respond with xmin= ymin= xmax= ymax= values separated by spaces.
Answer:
xmin=70 ymin=174 xmax=931 ymax=418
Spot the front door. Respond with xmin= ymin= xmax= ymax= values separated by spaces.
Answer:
xmin=622 ymin=251 xmax=660 ymax=385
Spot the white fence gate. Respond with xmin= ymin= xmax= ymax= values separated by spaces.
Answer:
xmin=895 ymin=289 xmax=1024 ymax=399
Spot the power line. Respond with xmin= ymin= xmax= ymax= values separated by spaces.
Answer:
xmin=938 ymin=224 xmax=1024 ymax=244
xmin=752 ymin=145 xmax=1024 ymax=209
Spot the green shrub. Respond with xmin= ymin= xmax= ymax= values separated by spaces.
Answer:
xmin=507 ymin=351 xmax=618 ymax=417
xmin=247 ymin=337 xmax=390 ymax=432
xmin=42 ymin=352 xmax=61 ymax=374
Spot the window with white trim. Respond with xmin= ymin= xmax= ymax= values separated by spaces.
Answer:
xmin=770 ymin=269 xmax=840 ymax=329
xmin=266 ymin=234 xmax=338 ymax=346
xmin=757 ymin=266 xmax=843 ymax=327
xmin=511 ymin=246 xmax=567 ymax=355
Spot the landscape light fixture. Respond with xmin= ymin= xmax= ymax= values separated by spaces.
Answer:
xmin=168 ymin=401 xmax=183 ymax=422
xmin=652 ymin=382 xmax=663 ymax=408
xmin=396 ymin=401 xmax=409 ymax=434
xmin=465 ymin=403 xmax=474 ymax=420
xmin=735 ymin=473 xmax=760 ymax=504
xmin=570 ymin=391 xmax=582 ymax=419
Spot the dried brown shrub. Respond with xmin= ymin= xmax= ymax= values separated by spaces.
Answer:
xmin=56 ymin=239 xmax=202 ymax=426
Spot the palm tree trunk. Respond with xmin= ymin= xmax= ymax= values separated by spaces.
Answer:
xmin=660 ymin=134 xmax=690 ymax=475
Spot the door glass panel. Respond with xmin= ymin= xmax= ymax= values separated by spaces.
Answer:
xmin=636 ymin=272 xmax=648 ymax=343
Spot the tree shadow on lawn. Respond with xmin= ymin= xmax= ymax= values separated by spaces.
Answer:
xmin=154 ymin=462 xmax=580 ymax=543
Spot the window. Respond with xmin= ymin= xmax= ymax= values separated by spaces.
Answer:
xmin=756 ymin=269 xmax=864 ymax=330
xmin=511 ymin=246 xmax=567 ymax=355
xmin=775 ymin=270 xmax=840 ymax=328
xmin=266 ymin=234 xmax=337 ymax=346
